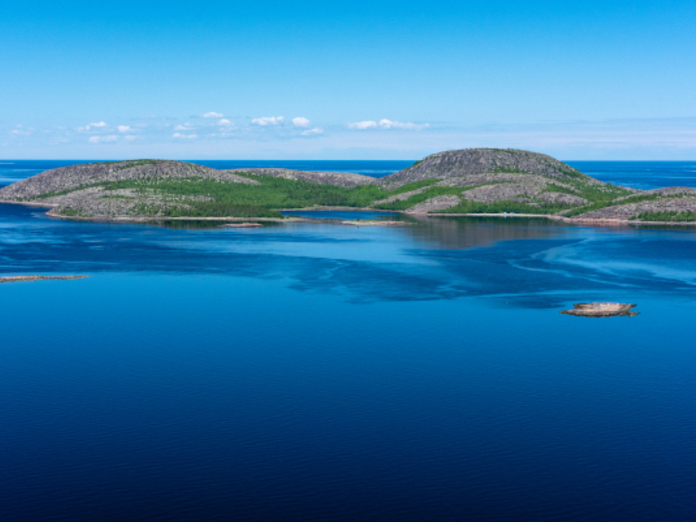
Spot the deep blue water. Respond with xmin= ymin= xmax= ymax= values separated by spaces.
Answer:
xmin=2 ymin=161 xmax=696 ymax=521
xmin=568 ymin=161 xmax=696 ymax=190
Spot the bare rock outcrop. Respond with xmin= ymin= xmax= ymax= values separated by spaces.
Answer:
xmin=38 ymin=186 xmax=210 ymax=219
xmin=537 ymin=192 xmax=587 ymax=206
xmin=372 ymin=187 xmax=431 ymax=205
xmin=380 ymin=148 xmax=594 ymax=188
xmin=460 ymin=181 xmax=586 ymax=207
xmin=574 ymin=196 xmax=696 ymax=221
xmin=406 ymin=195 xmax=461 ymax=214
xmin=225 ymin=168 xmax=377 ymax=188
xmin=435 ymin=172 xmax=579 ymax=190
xmin=462 ymin=183 xmax=529 ymax=203
xmin=644 ymin=187 xmax=696 ymax=197
xmin=0 ymin=160 xmax=257 ymax=201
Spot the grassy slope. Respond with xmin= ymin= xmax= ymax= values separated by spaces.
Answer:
xmin=563 ymin=192 xmax=673 ymax=218
xmin=438 ymin=179 xmax=632 ymax=215
xmin=56 ymin=175 xmax=438 ymax=218
xmin=45 ymin=169 xmax=684 ymax=220
xmin=102 ymin=175 xmax=383 ymax=216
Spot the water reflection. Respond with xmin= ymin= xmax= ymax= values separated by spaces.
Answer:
xmin=403 ymin=215 xmax=574 ymax=249
xmin=2 ymin=203 xmax=696 ymax=306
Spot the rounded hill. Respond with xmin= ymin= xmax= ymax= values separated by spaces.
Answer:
xmin=380 ymin=148 xmax=590 ymax=188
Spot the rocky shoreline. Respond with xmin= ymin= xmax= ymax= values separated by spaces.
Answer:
xmin=428 ymin=212 xmax=696 ymax=227
xmin=3 ymin=197 xmax=693 ymax=229
xmin=31 ymin=205 xmax=696 ymax=229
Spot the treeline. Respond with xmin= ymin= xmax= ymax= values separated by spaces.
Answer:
xmin=636 ymin=210 xmax=696 ymax=222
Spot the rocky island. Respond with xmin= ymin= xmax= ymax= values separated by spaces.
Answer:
xmin=2 ymin=149 xmax=695 ymax=225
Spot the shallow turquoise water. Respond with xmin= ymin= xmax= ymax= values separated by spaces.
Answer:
xmin=1 ymin=162 xmax=696 ymax=520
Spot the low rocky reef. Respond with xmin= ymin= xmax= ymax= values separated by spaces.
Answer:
xmin=0 ymin=275 xmax=89 ymax=284
xmin=560 ymin=302 xmax=639 ymax=317
xmin=1 ymin=149 xmax=695 ymax=225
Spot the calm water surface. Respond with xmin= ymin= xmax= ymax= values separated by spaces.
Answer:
xmin=1 ymin=161 xmax=696 ymax=521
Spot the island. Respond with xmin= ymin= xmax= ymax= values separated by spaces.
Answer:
xmin=1 ymin=149 xmax=695 ymax=225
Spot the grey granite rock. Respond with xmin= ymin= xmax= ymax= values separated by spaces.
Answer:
xmin=405 ymin=195 xmax=461 ymax=214
xmin=575 ymin=196 xmax=696 ymax=221
xmin=0 ymin=160 xmax=257 ymax=201
xmin=380 ymin=148 xmax=593 ymax=188
xmin=225 ymin=168 xmax=377 ymax=187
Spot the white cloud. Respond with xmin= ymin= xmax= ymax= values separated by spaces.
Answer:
xmin=202 ymin=112 xmax=223 ymax=118
xmin=252 ymin=116 xmax=284 ymax=126
xmin=348 ymin=120 xmax=378 ymax=129
xmin=10 ymin=129 xmax=31 ymax=136
xmin=124 ymin=135 xmax=137 ymax=141
xmin=174 ymin=123 xmax=195 ymax=131
xmin=301 ymin=127 xmax=324 ymax=136
xmin=379 ymin=119 xmax=429 ymax=130
xmin=218 ymin=118 xmax=233 ymax=126
xmin=348 ymin=119 xmax=429 ymax=130
xmin=88 ymin=135 xmax=118 ymax=143
xmin=293 ymin=117 xmax=310 ymax=127
xmin=79 ymin=121 xmax=110 ymax=132
xmin=173 ymin=133 xmax=197 ymax=139
xmin=117 ymin=125 xmax=132 ymax=133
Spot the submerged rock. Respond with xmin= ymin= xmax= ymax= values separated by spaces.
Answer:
xmin=560 ymin=302 xmax=638 ymax=317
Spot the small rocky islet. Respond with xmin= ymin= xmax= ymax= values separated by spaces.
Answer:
xmin=560 ymin=303 xmax=639 ymax=317
xmin=0 ymin=148 xmax=695 ymax=225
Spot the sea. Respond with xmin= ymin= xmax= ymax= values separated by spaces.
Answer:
xmin=1 ymin=160 xmax=696 ymax=521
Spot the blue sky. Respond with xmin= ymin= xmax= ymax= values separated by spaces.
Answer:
xmin=1 ymin=0 xmax=695 ymax=159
